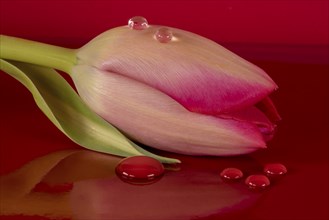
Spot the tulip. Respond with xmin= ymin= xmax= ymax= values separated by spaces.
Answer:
xmin=72 ymin=25 xmax=280 ymax=156
xmin=0 ymin=18 xmax=280 ymax=157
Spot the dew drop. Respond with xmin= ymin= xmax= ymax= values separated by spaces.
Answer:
xmin=115 ymin=156 xmax=164 ymax=185
xmin=155 ymin=27 xmax=173 ymax=43
xmin=245 ymin=175 xmax=270 ymax=190
xmin=220 ymin=168 xmax=243 ymax=181
xmin=264 ymin=163 xmax=287 ymax=177
xmin=128 ymin=16 xmax=149 ymax=30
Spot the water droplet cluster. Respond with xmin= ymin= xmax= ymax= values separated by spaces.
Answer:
xmin=220 ymin=163 xmax=287 ymax=191
xmin=115 ymin=153 xmax=287 ymax=190
xmin=128 ymin=16 xmax=174 ymax=43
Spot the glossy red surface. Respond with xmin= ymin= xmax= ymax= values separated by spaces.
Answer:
xmin=0 ymin=0 xmax=328 ymax=220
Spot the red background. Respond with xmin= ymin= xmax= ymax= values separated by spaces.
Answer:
xmin=1 ymin=0 xmax=328 ymax=63
xmin=0 ymin=0 xmax=328 ymax=220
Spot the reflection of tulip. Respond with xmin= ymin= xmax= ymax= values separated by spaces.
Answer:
xmin=72 ymin=25 xmax=280 ymax=156
xmin=70 ymin=162 xmax=259 ymax=220
xmin=0 ymin=150 xmax=121 ymax=219
xmin=0 ymin=150 xmax=260 ymax=219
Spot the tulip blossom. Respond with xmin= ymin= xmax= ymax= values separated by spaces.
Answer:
xmin=0 ymin=17 xmax=280 ymax=158
xmin=72 ymin=24 xmax=280 ymax=155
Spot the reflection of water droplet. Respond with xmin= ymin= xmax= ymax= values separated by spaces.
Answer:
xmin=245 ymin=175 xmax=270 ymax=190
xmin=155 ymin=27 xmax=173 ymax=43
xmin=220 ymin=168 xmax=243 ymax=181
xmin=115 ymin=156 xmax=164 ymax=185
xmin=33 ymin=182 xmax=73 ymax=193
xmin=128 ymin=16 xmax=149 ymax=30
xmin=263 ymin=163 xmax=287 ymax=177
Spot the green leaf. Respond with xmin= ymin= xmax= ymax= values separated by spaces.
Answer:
xmin=0 ymin=59 xmax=180 ymax=164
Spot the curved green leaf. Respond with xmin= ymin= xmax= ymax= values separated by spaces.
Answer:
xmin=0 ymin=59 xmax=180 ymax=164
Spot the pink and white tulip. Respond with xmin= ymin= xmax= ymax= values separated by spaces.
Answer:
xmin=71 ymin=25 xmax=280 ymax=156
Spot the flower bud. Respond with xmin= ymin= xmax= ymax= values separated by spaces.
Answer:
xmin=71 ymin=25 xmax=280 ymax=156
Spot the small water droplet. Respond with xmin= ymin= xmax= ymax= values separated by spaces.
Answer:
xmin=115 ymin=156 xmax=164 ymax=185
xmin=245 ymin=175 xmax=270 ymax=190
xmin=264 ymin=163 xmax=287 ymax=177
xmin=155 ymin=27 xmax=173 ymax=43
xmin=128 ymin=16 xmax=149 ymax=30
xmin=220 ymin=168 xmax=243 ymax=181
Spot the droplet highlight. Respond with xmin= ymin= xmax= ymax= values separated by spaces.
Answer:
xmin=220 ymin=168 xmax=243 ymax=181
xmin=245 ymin=175 xmax=270 ymax=190
xmin=155 ymin=27 xmax=173 ymax=43
xmin=264 ymin=163 xmax=287 ymax=177
xmin=128 ymin=16 xmax=149 ymax=30
xmin=115 ymin=156 xmax=164 ymax=185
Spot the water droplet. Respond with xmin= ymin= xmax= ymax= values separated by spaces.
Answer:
xmin=264 ymin=163 xmax=287 ymax=177
xmin=220 ymin=168 xmax=243 ymax=181
xmin=128 ymin=16 xmax=149 ymax=30
xmin=155 ymin=27 xmax=173 ymax=43
xmin=245 ymin=175 xmax=270 ymax=190
xmin=115 ymin=156 xmax=164 ymax=185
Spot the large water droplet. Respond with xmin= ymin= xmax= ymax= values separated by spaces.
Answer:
xmin=155 ymin=27 xmax=173 ymax=43
xmin=263 ymin=163 xmax=287 ymax=177
xmin=220 ymin=168 xmax=243 ymax=181
xmin=128 ymin=16 xmax=149 ymax=30
xmin=115 ymin=156 xmax=164 ymax=185
xmin=245 ymin=175 xmax=270 ymax=190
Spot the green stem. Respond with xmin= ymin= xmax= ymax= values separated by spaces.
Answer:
xmin=0 ymin=35 xmax=77 ymax=74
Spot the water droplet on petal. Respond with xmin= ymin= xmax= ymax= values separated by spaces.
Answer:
xmin=220 ymin=168 xmax=243 ymax=181
xmin=245 ymin=175 xmax=270 ymax=190
xmin=264 ymin=163 xmax=287 ymax=177
xmin=155 ymin=27 xmax=173 ymax=43
xmin=128 ymin=16 xmax=149 ymax=30
xmin=115 ymin=156 xmax=164 ymax=185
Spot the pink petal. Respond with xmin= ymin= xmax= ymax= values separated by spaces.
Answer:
xmin=218 ymin=106 xmax=276 ymax=141
xmin=78 ymin=26 xmax=277 ymax=115
xmin=256 ymin=97 xmax=282 ymax=123
xmin=72 ymin=65 xmax=266 ymax=156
